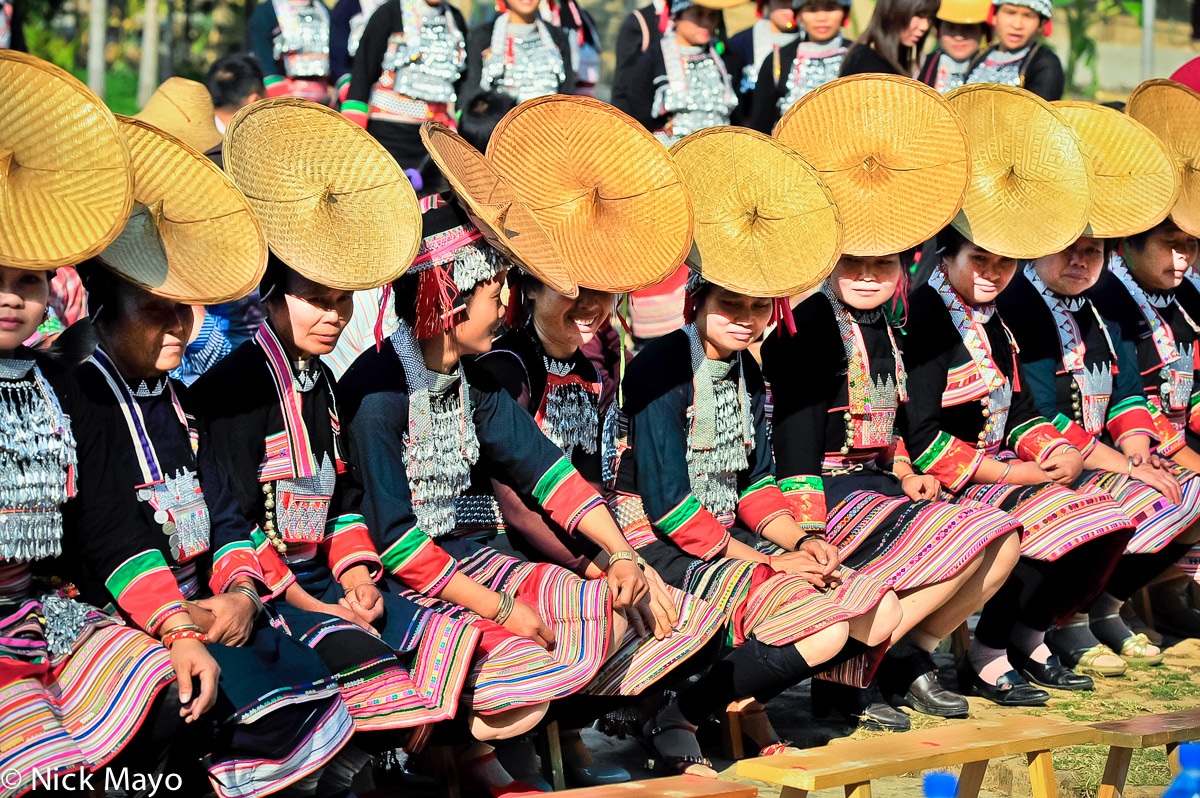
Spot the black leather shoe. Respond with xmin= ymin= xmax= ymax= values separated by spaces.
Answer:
xmin=1011 ymin=652 xmax=1094 ymax=691
xmin=904 ymin=671 xmax=970 ymax=718
xmin=959 ymin=666 xmax=1050 ymax=706
xmin=858 ymin=701 xmax=911 ymax=732
xmin=813 ymin=681 xmax=911 ymax=732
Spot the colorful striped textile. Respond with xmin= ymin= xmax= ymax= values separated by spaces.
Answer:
xmin=1 ymin=597 xmax=174 ymax=798
xmin=584 ymin=583 xmax=723 ymax=696
xmin=1072 ymin=468 xmax=1200 ymax=555
xmin=826 ymin=489 xmax=1019 ymax=590
xmin=1180 ymin=541 xmax=1200 ymax=581
xmin=955 ymin=477 xmax=1133 ymax=561
xmin=629 ymin=264 xmax=688 ymax=340
xmin=404 ymin=545 xmax=612 ymax=714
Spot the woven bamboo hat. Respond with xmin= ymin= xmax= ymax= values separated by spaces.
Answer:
xmin=486 ymin=95 xmax=695 ymax=293
xmin=1126 ymin=79 xmax=1200 ymax=238
xmin=945 ymin=83 xmax=1094 ymax=259
xmin=1052 ymin=101 xmax=1179 ymax=239
xmin=669 ymin=127 xmax=842 ymax=298
xmin=224 ymin=98 xmax=421 ymax=291
xmin=95 ymin=117 xmax=266 ymax=304
xmin=0 ymin=51 xmax=133 ymax=270
xmin=420 ymin=121 xmax=577 ymax=297
xmin=773 ymin=75 xmax=969 ymax=257
xmin=937 ymin=0 xmax=991 ymax=24
xmin=134 ymin=77 xmax=223 ymax=155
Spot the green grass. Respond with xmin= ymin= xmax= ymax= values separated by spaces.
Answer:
xmin=1054 ymin=744 xmax=1172 ymax=796
xmin=70 ymin=63 xmax=140 ymax=115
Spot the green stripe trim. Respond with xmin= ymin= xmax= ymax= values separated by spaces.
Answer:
xmin=1007 ymin=417 xmax=1045 ymax=449
xmin=380 ymin=527 xmax=429 ymax=574
xmin=532 ymin=457 xmax=575 ymax=505
xmin=1109 ymin=396 xmax=1146 ymax=416
xmin=328 ymin=513 xmax=366 ymax=534
xmin=341 ymin=99 xmax=368 ymax=114
xmin=105 ymin=550 xmax=170 ymax=598
xmin=739 ymin=476 xmax=775 ymax=499
xmin=263 ymin=74 xmax=285 ymax=86
xmin=778 ymin=475 xmax=823 ymax=493
xmin=1050 ymin=413 xmax=1073 ymax=433
xmin=658 ymin=494 xmax=703 ymax=535
xmin=914 ymin=430 xmax=955 ymax=471
xmin=213 ymin=541 xmax=254 ymax=561
xmin=251 ymin=527 xmax=269 ymax=548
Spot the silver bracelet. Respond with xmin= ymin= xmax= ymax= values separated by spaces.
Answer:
xmin=493 ymin=592 xmax=516 ymax=625
xmin=228 ymin=584 xmax=264 ymax=616
xmin=999 ymin=462 xmax=1012 ymax=483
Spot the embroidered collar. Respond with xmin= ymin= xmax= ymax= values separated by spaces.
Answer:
xmin=1108 ymin=253 xmax=1197 ymax=369
xmin=684 ymin=323 xmax=751 ymax=451
xmin=821 ymin=282 xmax=908 ymax=415
xmin=293 ymin=358 xmax=321 ymax=393
xmin=1025 ymin=263 xmax=1116 ymax=376
xmin=931 ymin=266 xmax=1007 ymax=392
xmin=256 ymin=322 xmax=331 ymax=481
xmin=132 ymin=376 xmax=169 ymax=397
xmin=0 ymin=358 xmax=36 ymax=381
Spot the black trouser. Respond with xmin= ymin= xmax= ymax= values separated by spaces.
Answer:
xmin=677 ymin=639 xmax=814 ymax=725
xmin=974 ymin=532 xmax=1130 ymax=648
xmin=1105 ymin=540 xmax=1193 ymax=601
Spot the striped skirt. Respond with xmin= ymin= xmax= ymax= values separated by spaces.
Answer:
xmin=824 ymin=470 xmax=1019 ymax=591
xmin=279 ymin=557 xmax=481 ymax=731
xmin=954 ymin=476 xmax=1133 ymax=561
xmin=1072 ymin=467 xmax=1200 ymax=555
xmin=0 ymin=593 xmax=174 ymax=798
xmin=408 ymin=537 xmax=612 ymax=714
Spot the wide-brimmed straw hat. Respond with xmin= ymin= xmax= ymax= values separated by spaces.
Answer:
xmin=420 ymin=121 xmax=577 ymax=297
xmin=486 ymin=95 xmax=695 ymax=293
xmin=937 ymin=0 xmax=990 ymax=24
xmin=1126 ymin=79 xmax=1200 ymax=238
xmin=134 ymin=77 xmax=223 ymax=155
xmin=1052 ymin=101 xmax=1179 ymax=239
xmin=670 ymin=127 xmax=842 ymax=298
xmin=945 ymin=83 xmax=1094 ymax=259
xmin=773 ymin=74 xmax=969 ymax=257
xmin=224 ymin=98 xmax=421 ymax=291
xmin=95 ymin=117 xmax=266 ymax=304
xmin=0 ymin=51 xmax=133 ymax=270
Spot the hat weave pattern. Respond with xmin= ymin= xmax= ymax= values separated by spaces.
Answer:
xmin=134 ymin=77 xmax=223 ymax=155
xmin=0 ymin=51 xmax=133 ymax=270
xmin=1127 ymin=79 xmax=1200 ymax=238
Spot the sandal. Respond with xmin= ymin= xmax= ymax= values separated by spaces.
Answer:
xmin=738 ymin=706 xmax=800 ymax=758
xmin=1047 ymin=622 xmax=1127 ymax=677
xmin=641 ymin=719 xmax=716 ymax=777
xmin=1115 ymin=632 xmax=1165 ymax=666
xmin=1074 ymin=644 xmax=1128 ymax=677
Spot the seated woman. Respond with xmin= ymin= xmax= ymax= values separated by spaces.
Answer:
xmin=765 ymin=252 xmax=1023 ymax=723
xmin=0 ymin=52 xmax=179 ymax=797
xmin=613 ymin=128 xmax=901 ymax=772
xmin=997 ymin=102 xmax=1200 ymax=670
xmin=903 ymin=84 xmax=1134 ymax=706
xmin=198 ymin=101 xmax=489 ymax=777
xmin=916 ymin=0 xmax=990 ymax=92
xmin=613 ymin=0 xmax=739 ymax=147
xmin=69 ymin=117 xmax=364 ymax=797
xmin=459 ymin=0 xmax=575 ymax=110
xmin=723 ymin=0 xmax=802 ymax=123
xmin=961 ymin=0 xmax=1063 ymax=100
xmin=746 ymin=0 xmax=851 ymax=133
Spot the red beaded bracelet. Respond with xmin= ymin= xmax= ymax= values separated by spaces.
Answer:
xmin=162 ymin=629 xmax=208 ymax=649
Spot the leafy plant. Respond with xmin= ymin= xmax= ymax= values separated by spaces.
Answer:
xmin=23 ymin=15 xmax=78 ymax=70
xmin=1053 ymin=0 xmax=1143 ymax=97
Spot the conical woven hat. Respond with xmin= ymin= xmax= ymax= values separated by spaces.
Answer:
xmin=773 ymin=74 xmax=969 ymax=257
xmin=1126 ymin=79 xmax=1200 ymax=238
xmin=97 ymin=117 xmax=266 ymax=304
xmin=945 ymin=83 xmax=1094 ymax=259
xmin=0 ymin=51 xmax=133 ymax=270
xmin=420 ymin=121 xmax=577 ymax=297
xmin=670 ymin=127 xmax=842 ymax=298
xmin=694 ymin=0 xmax=749 ymax=8
xmin=486 ymin=95 xmax=695 ymax=292
xmin=938 ymin=0 xmax=991 ymax=24
xmin=134 ymin=77 xmax=223 ymax=155
xmin=224 ymin=98 xmax=421 ymax=291
xmin=1053 ymin=101 xmax=1179 ymax=239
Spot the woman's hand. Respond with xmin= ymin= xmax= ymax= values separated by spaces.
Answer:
xmin=768 ymin=550 xmax=842 ymax=589
xmin=1042 ymin=446 xmax=1084 ymax=485
xmin=193 ymin=592 xmax=256 ymax=646
xmin=1133 ymin=461 xmax=1184 ymax=504
xmin=501 ymin=598 xmax=556 ymax=650
xmin=900 ymin=473 xmax=942 ymax=500
xmin=606 ymin=558 xmax=651 ymax=617
xmin=169 ymin=638 xmax=221 ymax=723
xmin=797 ymin=537 xmax=840 ymax=575
xmin=638 ymin=565 xmax=679 ymax=640
xmin=1004 ymin=460 xmax=1052 ymax=485
xmin=340 ymin=581 xmax=385 ymax=629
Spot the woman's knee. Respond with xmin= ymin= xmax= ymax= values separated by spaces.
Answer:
xmin=795 ymin=620 xmax=849 ymax=665
xmin=870 ymin=592 xmax=904 ymax=645
xmin=467 ymin=702 xmax=550 ymax=741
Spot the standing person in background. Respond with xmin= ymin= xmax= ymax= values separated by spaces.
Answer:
xmin=745 ymin=0 xmax=851 ymax=133
xmin=612 ymin=0 xmax=667 ymax=108
xmin=540 ymin=0 xmax=604 ymax=96
xmin=340 ymin=0 xmax=467 ymax=191
xmin=330 ymin=0 xmax=386 ymax=99
xmin=249 ymin=0 xmax=335 ymax=102
xmin=917 ymin=0 xmax=989 ymax=91
xmin=459 ymin=0 xmax=575 ymax=110
xmin=962 ymin=0 xmax=1063 ymax=100
xmin=839 ymin=0 xmax=937 ymax=76
xmin=206 ymin=54 xmax=267 ymax=349
xmin=724 ymin=0 xmax=802 ymax=123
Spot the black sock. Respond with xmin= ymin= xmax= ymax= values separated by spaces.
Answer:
xmin=1105 ymin=541 xmax=1192 ymax=600
xmin=677 ymin=639 xmax=812 ymax=725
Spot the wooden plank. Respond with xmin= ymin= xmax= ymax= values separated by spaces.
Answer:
xmin=723 ymin=705 xmax=746 ymax=761
xmin=736 ymin=716 xmax=1097 ymax=791
xmin=1168 ymin=742 xmax=1182 ymax=777
xmin=957 ymin=759 xmax=989 ymax=798
xmin=539 ymin=719 xmax=566 ymax=792
xmin=1091 ymin=708 xmax=1200 ymax=749
xmin=555 ymin=776 xmax=757 ymax=797
xmin=1027 ymin=750 xmax=1058 ymax=798
xmin=779 ymin=787 xmax=808 ymax=798
xmin=1096 ymin=746 xmax=1133 ymax=798
xmin=844 ymin=781 xmax=871 ymax=798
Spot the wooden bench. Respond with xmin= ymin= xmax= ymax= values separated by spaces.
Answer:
xmin=736 ymin=715 xmax=1097 ymax=798
xmin=1092 ymin=707 xmax=1200 ymax=798
xmin=554 ymin=776 xmax=756 ymax=796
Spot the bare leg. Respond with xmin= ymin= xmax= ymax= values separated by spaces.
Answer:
xmin=846 ymin=591 xmax=903 ymax=647
xmin=468 ymin=702 xmax=550 ymax=741
xmin=915 ymin=532 xmax=1021 ymax=643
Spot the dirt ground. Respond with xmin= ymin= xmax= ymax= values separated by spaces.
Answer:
xmin=581 ymin=636 xmax=1200 ymax=798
